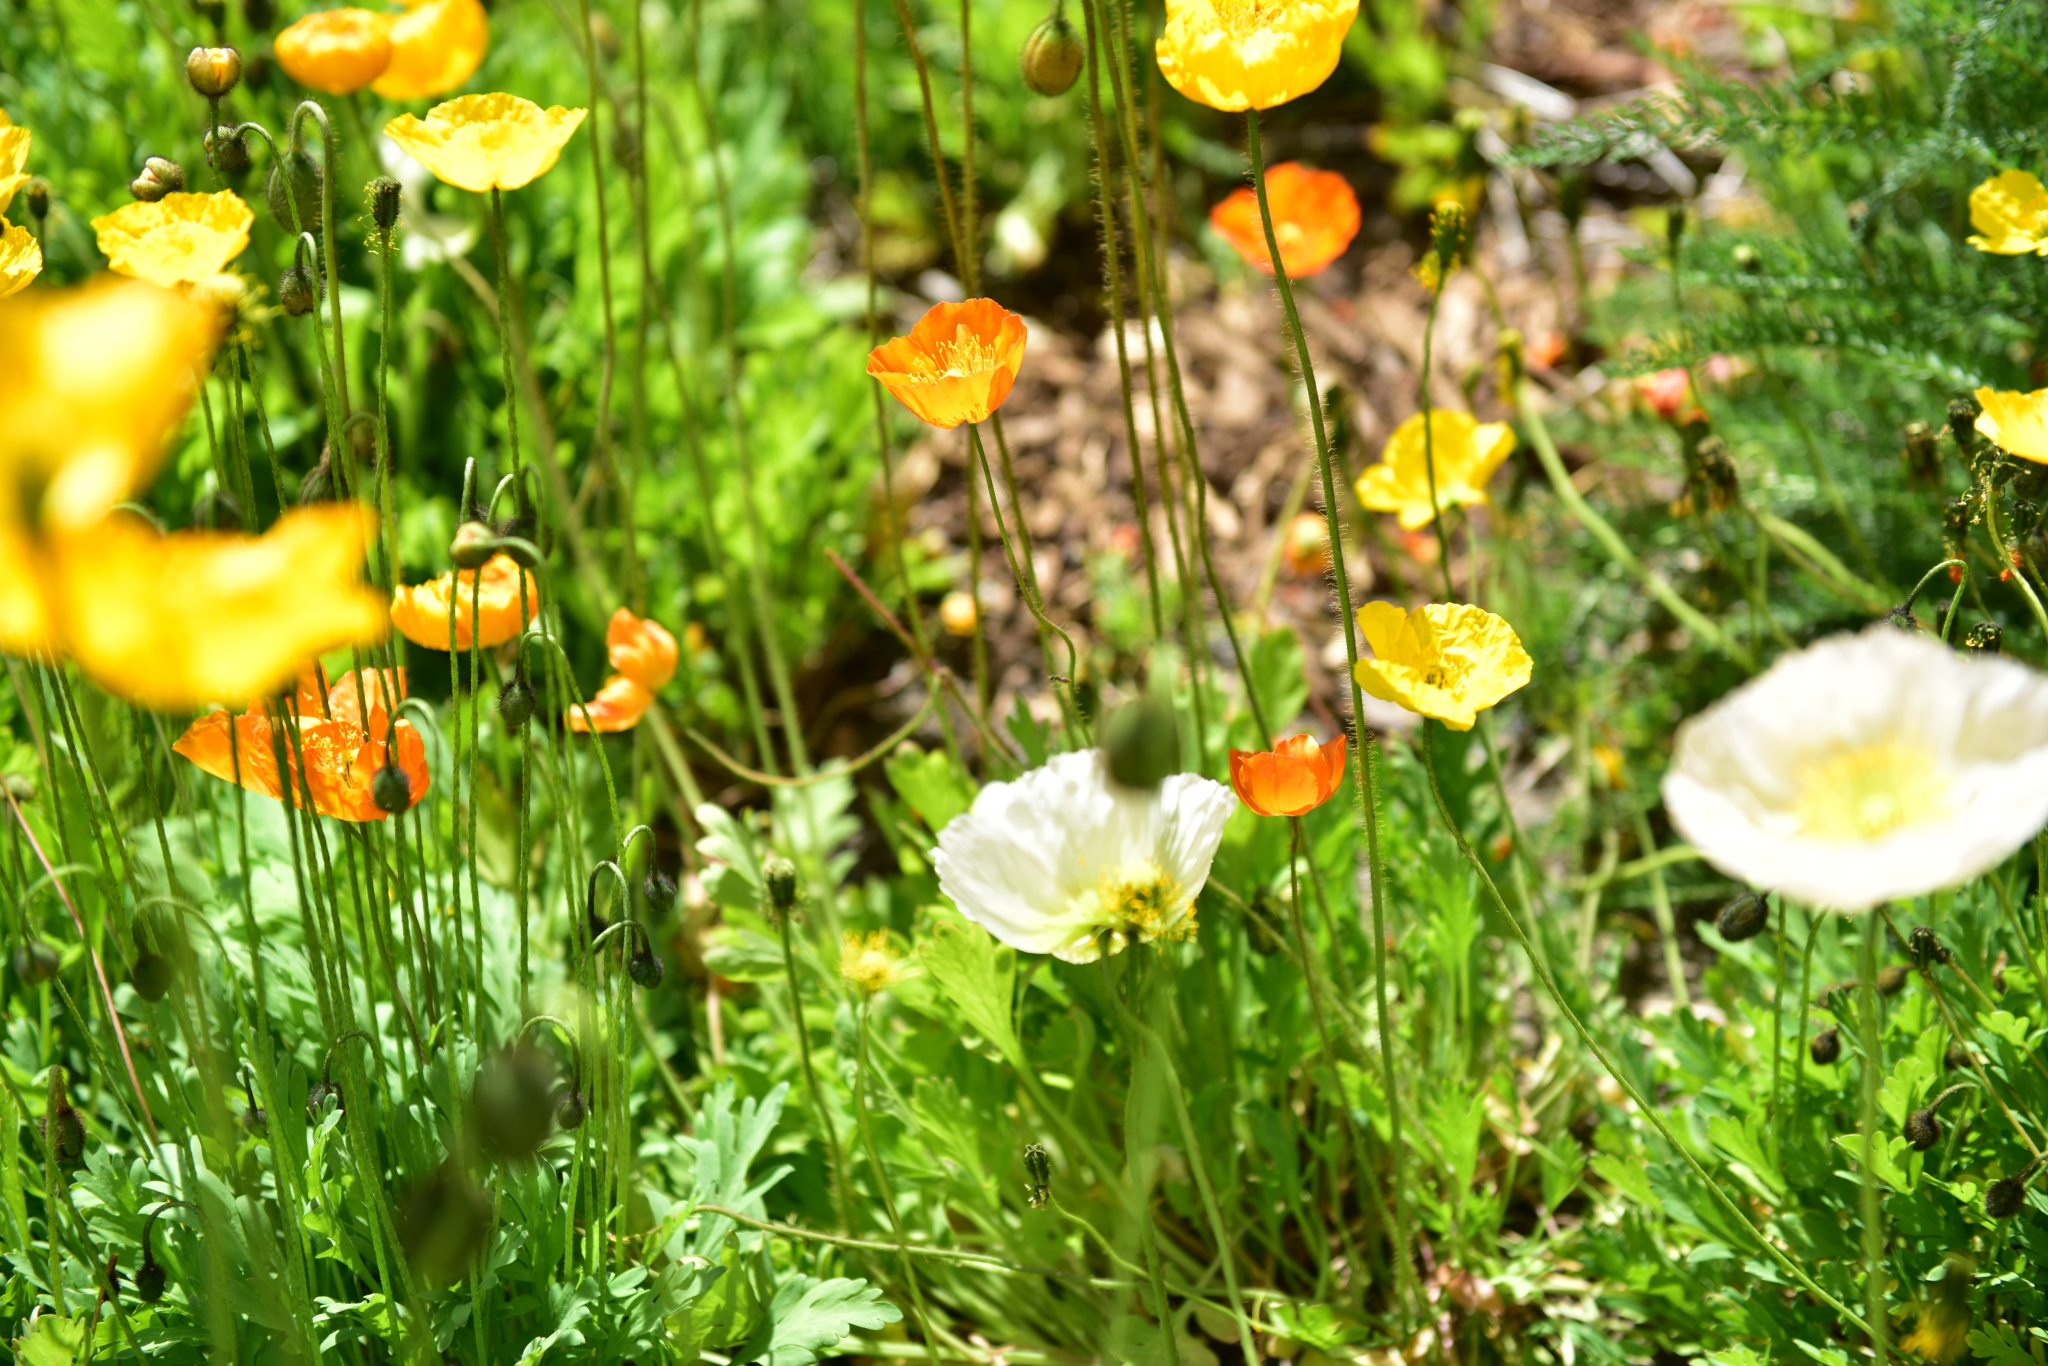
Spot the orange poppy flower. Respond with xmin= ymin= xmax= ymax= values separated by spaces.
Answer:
xmin=297 ymin=662 xmax=408 ymax=730
xmin=372 ymin=0 xmax=488 ymax=101
xmin=1281 ymin=511 xmax=1331 ymax=578
xmin=274 ymin=8 xmax=393 ymax=96
xmin=1209 ymin=163 xmax=1360 ymax=278
xmin=1635 ymin=368 xmax=1700 ymax=423
xmin=1229 ymin=733 xmax=1348 ymax=817
xmin=390 ymin=553 xmax=537 ymax=651
xmin=568 ymin=607 xmax=677 ymax=732
xmin=866 ymin=299 xmax=1027 ymax=429
xmin=174 ymin=677 xmax=430 ymax=823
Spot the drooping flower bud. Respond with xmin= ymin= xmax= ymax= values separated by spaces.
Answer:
xmin=1020 ymin=13 xmax=1083 ymax=96
xmin=130 ymin=157 xmax=187 ymax=202
xmin=628 ymin=935 xmax=666 ymax=989
xmin=496 ymin=679 xmax=537 ymax=730
xmin=186 ymin=45 xmax=243 ymax=98
xmin=367 ymin=175 xmax=401 ymax=233
xmin=1024 ymin=1142 xmax=1052 ymax=1209
xmin=1712 ymin=891 xmax=1767 ymax=943
xmin=1908 ymin=926 xmax=1950 ymax=969
xmin=130 ymin=951 xmax=173 ymax=1002
xmin=267 ymin=146 xmax=324 ymax=235
xmin=1104 ymin=694 xmax=1180 ymax=791
xmin=1986 ymin=1173 xmax=2029 ymax=1219
xmin=134 ymin=1225 xmax=169 ymax=1302
xmin=42 ymin=1068 xmax=85 ymax=1164
xmin=763 ymin=856 xmax=800 ymax=916
xmin=1945 ymin=1040 xmax=1973 ymax=1070
xmin=14 ymin=939 xmax=59 ymax=984
xmin=206 ymin=124 xmax=253 ymax=178
xmin=1964 ymin=621 xmax=2003 ymax=655
xmin=278 ymin=264 xmax=318 ymax=317
xmin=1948 ymin=398 xmax=1979 ymax=458
xmin=557 ymin=1085 xmax=588 ymax=1130
xmin=450 ymin=520 xmax=496 ymax=569
xmin=1903 ymin=1106 xmax=1940 ymax=1151
xmin=1876 ymin=963 xmax=1910 ymax=996
xmin=371 ymin=761 xmax=413 ymax=815
xmin=643 ymin=870 xmax=678 ymax=914
xmin=1810 ymin=1026 xmax=1841 ymax=1066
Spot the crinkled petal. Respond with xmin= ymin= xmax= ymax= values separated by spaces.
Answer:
xmin=567 ymin=674 xmax=654 ymax=733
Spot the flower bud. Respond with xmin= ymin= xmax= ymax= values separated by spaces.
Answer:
xmin=267 ymin=146 xmax=323 ymax=235
xmin=1024 ymin=1141 xmax=1052 ymax=1208
xmin=451 ymin=520 xmax=496 ymax=569
xmin=557 ymin=1085 xmax=588 ymax=1130
xmin=371 ymin=762 xmax=413 ymax=815
xmin=1945 ymin=1040 xmax=1974 ymax=1070
xmin=1810 ymin=1026 xmax=1840 ymax=1066
xmin=1020 ymin=13 xmax=1083 ymax=96
xmin=1986 ymin=1174 xmax=2028 ymax=1219
xmin=501 ymin=535 xmax=541 ymax=569
xmin=1876 ymin=963 xmax=1910 ymax=996
xmin=1712 ymin=891 xmax=1767 ymax=943
xmin=135 ymin=1253 xmax=167 ymax=1304
xmin=764 ymin=856 xmax=800 ymax=915
xmin=306 ymin=1079 xmax=338 ymax=1116
xmin=131 ymin=157 xmax=186 ymax=202
xmin=612 ymin=121 xmax=643 ymax=175
xmin=1908 ymin=926 xmax=1950 ymax=969
xmin=186 ymin=45 xmax=243 ymax=98
xmin=205 ymin=125 xmax=253 ymax=178
xmin=628 ymin=938 xmax=666 ymax=989
xmin=14 ymin=940 xmax=59 ymax=984
xmin=278 ymin=264 xmax=318 ymax=317
xmin=23 ymin=176 xmax=50 ymax=224
xmin=496 ymin=679 xmax=537 ymax=730
xmin=1964 ymin=621 xmax=2003 ymax=655
xmin=1882 ymin=604 xmax=1918 ymax=632
xmin=42 ymin=1069 xmax=85 ymax=1164
xmin=1903 ymin=1106 xmax=1940 ymax=1151
xmin=367 ymin=175 xmax=401 ymax=233
xmin=1948 ymin=398 xmax=1979 ymax=457
xmin=1691 ymin=436 xmax=1739 ymax=513
xmin=130 ymin=951 xmax=173 ymax=1002
xmin=1943 ymin=495 xmax=1973 ymax=546
xmin=1104 ymin=694 xmax=1180 ymax=791
xmin=643 ymin=870 xmax=678 ymax=914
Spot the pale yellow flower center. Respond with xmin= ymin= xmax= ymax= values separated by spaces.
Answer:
xmin=904 ymin=331 xmax=999 ymax=383
xmin=1794 ymin=741 xmax=1948 ymax=841
xmin=1072 ymin=859 xmax=1191 ymax=945
xmin=1210 ymin=0 xmax=1281 ymax=37
xmin=839 ymin=930 xmax=900 ymax=994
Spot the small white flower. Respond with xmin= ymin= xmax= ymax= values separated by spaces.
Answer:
xmin=1661 ymin=626 xmax=2048 ymax=911
xmin=932 ymin=750 xmax=1235 ymax=963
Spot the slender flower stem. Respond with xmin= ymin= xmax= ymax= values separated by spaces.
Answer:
xmin=853 ymin=997 xmax=948 ymax=1355
xmin=968 ymin=424 xmax=1084 ymax=736
xmin=1856 ymin=925 xmax=1889 ymax=1365
xmin=1243 ymin=106 xmax=1415 ymax=1317
xmin=1416 ymin=285 xmax=1459 ymax=603
xmin=775 ymin=907 xmax=854 ymax=1230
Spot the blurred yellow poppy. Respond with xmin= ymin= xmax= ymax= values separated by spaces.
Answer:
xmin=1352 ymin=601 xmax=1531 ymax=731
xmin=1155 ymin=0 xmax=1359 ymax=112
xmin=1974 ymin=386 xmax=2048 ymax=463
xmin=383 ymin=94 xmax=587 ymax=193
xmin=275 ymin=8 xmax=394 ymax=96
xmin=373 ymin=0 xmax=489 ymax=100
xmin=1968 ymin=170 xmax=2048 ymax=256
xmin=1354 ymin=409 xmax=1516 ymax=529
xmin=0 ymin=223 xmax=41 ymax=300
xmin=0 ymin=111 xmax=31 ymax=218
xmin=92 ymin=191 xmax=253 ymax=289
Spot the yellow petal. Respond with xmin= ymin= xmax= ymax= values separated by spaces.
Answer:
xmin=383 ymin=93 xmax=587 ymax=193
xmin=372 ymin=0 xmax=489 ymax=100
xmin=49 ymin=505 xmax=390 ymax=711
xmin=1155 ymin=0 xmax=1359 ymax=112
xmin=92 ymin=191 xmax=253 ymax=288
xmin=1967 ymin=170 xmax=2048 ymax=256
xmin=1975 ymin=386 xmax=2048 ymax=464
xmin=0 ymin=222 xmax=42 ymax=300
xmin=1350 ymin=601 xmax=1531 ymax=730
xmin=1354 ymin=408 xmax=1517 ymax=530
xmin=0 ymin=120 xmax=29 ymax=219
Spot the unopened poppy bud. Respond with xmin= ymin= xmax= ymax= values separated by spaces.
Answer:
xmin=628 ymin=937 xmax=665 ymax=989
xmin=501 ymin=536 xmax=541 ymax=569
xmin=371 ymin=762 xmax=413 ymax=815
xmin=1986 ymin=1173 xmax=2029 ymax=1219
xmin=1104 ymin=694 xmax=1180 ymax=791
xmin=186 ymin=45 xmax=242 ymax=97
xmin=1020 ymin=13 xmax=1083 ymax=96
xmin=1713 ymin=891 xmax=1767 ymax=943
xmin=306 ymin=1080 xmax=337 ymax=1115
xmin=1902 ymin=420 xmax=1938 ymax=482
xmin=131 ymin=157 xmax=186 ymax=202
xmin=1949 ymin=398 xmax=1979 ymax=456
xmin=205 ymin=125 xmax=253 ymax=178
xmin=764 ymin=856 xmax=800 ymax=915
xmin=14 ymin=940 xmax=58 ymax=984
xmin=1876 ymin=963 xmax=1910 ymax=996
xmin=1904 ymin=1106 xmax=1940 ymax=1150
xmin=42 ymin=1069 xmax=85 ymax=1164
xmin=1964 ymin=621 xmax=2003 ymax=655
xmin=557 ymin=1085 xmax=588 ymax=1130
xmin=23 ymin=176 xmax=50 ymax=224
xmin=367 ymin=175 xmax=401 ymax=233
xmin=643 ymin=871 xmax=678 ymax=914
xmin=1882 ymin=603 xmax=1918 ymax=632
xmin=267 ymin=147 xmax=323 ymax=235
xmin=1811 ymin=1026 xmax=1841 ymax=1065
xmin=1908 ymin=926 xmax=1950 ymax=968
xmin=1943 ymin=496 xmax=1973 ymax=545
xmin=1024 ymin=1141 xmax=1052 ymax=1208
xmin=496 ymin=679 xmax=537 ymax=730
xmin=451 ymin=520 xmax=495 ymax=569
xmin=134 ymin=1252 xmax=167 ymax=1304
xmin=278 ymin=264 xmax=318 ymax=317
xmin=130 ymin=951 xmax=173 ymax=1002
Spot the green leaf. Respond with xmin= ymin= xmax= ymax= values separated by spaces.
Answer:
xmin=696 ymin=804 xmax=763 ymax=908
xmin=1878 ymin=1051 xmax=1934 ymax=1127
xmin=702 ymin=922 xmax=789 ymax=983
xmin=1006 ymin=701 xmax=1051 ymax=769
xmin=16 ymin=1314 xmax=88 ymax=1365
xmin=1246 ymin=628 xmax=1311 ymax=737
xmin=1425 ymin=1087 xmax=1487 ymax=1199
xmin=1966 ymin=1323 xmax=2042 ymax=1366
xmin=1981 ymin=1010 xmax=2034 ymax=1049
xmin=669 ymin=1233 xmax=764 ymax=1356
xmin=883 ymin=745 xmax=978 ymax=837
xmin=918 ymin=917 xmax=1022 ymax=1065
xmin=738 ymin=1274 xmax=901 ymax=1366
xmin=1705 ymin=1347 xmax=1768 ymax=1366
xmin=1589 ymin=1152 xmax=1655 ymax=1208
xmin=1707 ymin=1112 xmax=1786 ymax=1197
xmin=1833 ymin=1132 xmax=1913 ymax=1194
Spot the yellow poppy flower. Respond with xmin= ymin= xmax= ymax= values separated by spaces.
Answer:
xmin=0 ymin=111 xmax=30 ymax=219
xmin=1352 ymin=601 xmax=1531 ymax=731
xmin=1974 ymin=386 xmax=2048 ymax=463
xmin=42 ymin=506 xmax=390 ymax=711
xmin=274 ymin=8 xmax=394 ymax=96
xmin=1155 ymin=0 xmax=1359 ymax=113
xmin=92 ymin=191 xmax=253 ymax=289
xmin=0 ymin=223 xmax=41 ymax=300
xmin=383 ymin=94 xmax=588 ymax=193
xmin=373 ymin=0 xmax=489 ymax=100
xmin=1354 ymin=409 xmax=1517 ymax=530
xmin=1967 ymin=170 xmax=2048 ymax=256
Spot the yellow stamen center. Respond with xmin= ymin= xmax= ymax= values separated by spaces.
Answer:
xmin=904 ymin=329 xmax=999 ymax=383
xmin=1210 ymin=0 xmax=1280 ymax=36
xmin=1794 ymin=740 xmax=1948 ymax=841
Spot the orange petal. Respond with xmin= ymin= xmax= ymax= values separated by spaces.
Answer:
xmin=172 ymin=710 xmax=287 ymax=801
xmin=865 ymin=299 xmax=1027 ymax=428
xmin=566 ymin=674 xmax=653 ymax=733
xmin=606 ymin=607 xmax=677 ymax=691
xmin=391 ymin=553 xmax=538 ymax=651
xmin=325 ymin=667 xmax=408 ymax=732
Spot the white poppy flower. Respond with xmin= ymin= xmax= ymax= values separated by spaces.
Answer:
xmin=932 ymin=750 xmax=1235 ymax=963
xmin=1662 ymin=626 xmax=2048 ymax=911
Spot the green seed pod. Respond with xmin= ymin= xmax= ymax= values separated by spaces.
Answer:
xmin=496 ymin=679 xmax=537 ymax=730
xmin=1964 ymin=621 xmax=2003 ymax=655
xmin=130 ymin=951 xmax=174 ymax=1003
xmin=1810 ymin=1026 xmax=1841 ymax=1066
xmin=1103 ymin=694 xmax=1180 ymax=791
xmin=1712 ymin=892 xmax=1767 ymax=943
xmin=1985 ymin=1174 xmax=2028 ymax=1219
xmin=1020 ymin=13 xmax=1082 ymax=96
xmin=1903 ymin=1107 xmax=1940 ymax=1151
xmin=371 ymin=762 xmax=413 ymax=815
xmin=266 ymin=145 xmax=323 ymax=236
xmin=1876 ymin=963 xmax=1910 ymax=996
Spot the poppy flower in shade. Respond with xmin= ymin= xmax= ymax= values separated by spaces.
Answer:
xmin=92 ymin=192 xmax=253 ymax=289
xmin=1974 ymin=387 xmax=2048 ymax=463
xmin=866 ymin=299 xmax=1028 ymax=429
xmin=372 ymin=0 xmax=489 ymax=101
xmin=1968 ymin=170 xmax=2048 ymax=256
xmin=41 ymin=506 xmax=390 ymax=711
xmin=383 ymin=94 xmax=589 ymax=193
xmin=567 ymin=607 xmax=677 ymax=733
xmin=1354 ymin=409 xmax=1516 ymax=530
xmin=174 ymin=689 xmax=430 ymax=823
xmin=1230 ymin=733 xmax=1347 ymax=817
xmin=1661 ymin=627 xmax=2048 ymax=912
xmin=1208 ymin=163 xmax=1360 ymax=277
xmin=0 ymin=112 xmax=30 ymax=218
xmin=1635 ymin=367 xmax=1701 ymax=423
xmin=0 ymin=224 xmax=41 ymax=301
xmin=1352 ymin=601 xmax=1531 ymax=732
xmin=932 ymin=749 xmax=1235 ymax=964
xmin=1155 ymin=0 xmax=1359 ymax=112
xmin=390 ymin=553 xmax=538 ymax=651
xmin=274 ymin=8 xmax=394 ymax=96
